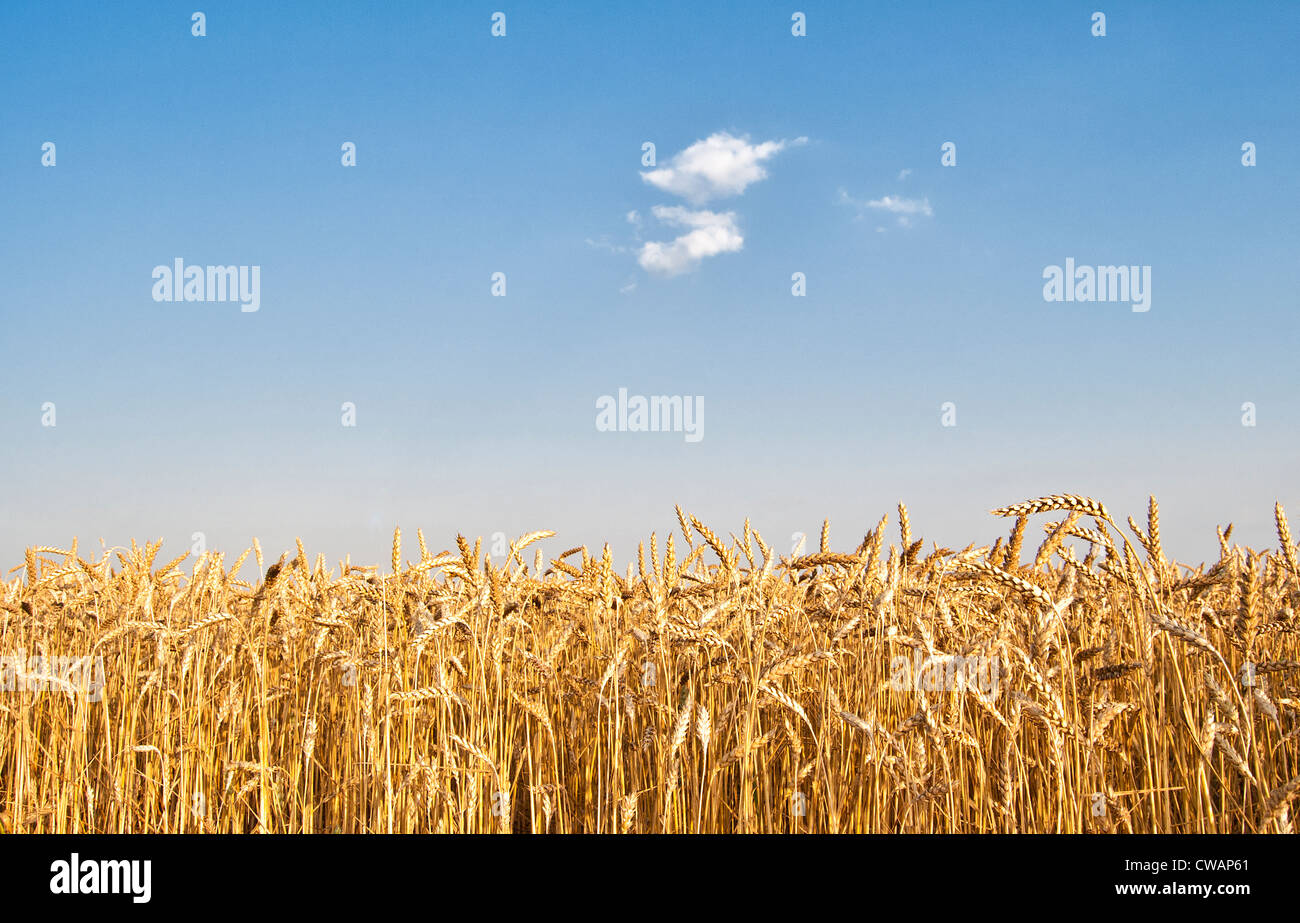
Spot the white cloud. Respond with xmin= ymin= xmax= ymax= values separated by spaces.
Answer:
xmin=590 ymin=130 xmax=804 ymax=283
xmin=866 ymin=195 xmax=933 ymax=217
xmin=585 ymin=235 xmax=629 ymax=253
xmin=641 ymin=132 xmax=806 ymax=204
xmin=637 ymin=205 xmax=743 ymax=276
xmin=897 ymin=168 xmax=912 ymax=181
xmin=839 ymin=188 xmax=933 ymax=228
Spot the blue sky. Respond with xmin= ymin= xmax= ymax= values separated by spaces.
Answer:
xmin=2 ymin=1 xmax=1297 ymax=572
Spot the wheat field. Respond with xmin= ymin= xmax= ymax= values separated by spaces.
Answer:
xmin=1 ymin=494 xmax=1297 ymax=834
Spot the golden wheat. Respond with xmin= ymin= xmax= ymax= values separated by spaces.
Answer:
xmin=0 ymin=499 xmax=1297 ymax=833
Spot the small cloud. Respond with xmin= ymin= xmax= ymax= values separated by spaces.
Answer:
xmin=641 ymin=132 xmax=805 ymax=204
xmin=897 ymin=168 xmax=912 ymax=181
xmin=625 ymin=210 xmax=643 ymax=241
xmin=585 ymin=235 xmax=629 ymax=254
xmin=637 ymin=205 xmax=743 ymax=276
xmin=866 ymin=195 xmax=933 ymax=217
xmin=839 ymin=189 xmax=933 ymax=228
xmin=619 ymin=277 xmax=638 ymax=294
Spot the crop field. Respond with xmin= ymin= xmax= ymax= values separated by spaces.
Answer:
xmin=1 ymin=494 xmax=1297 ymax=834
